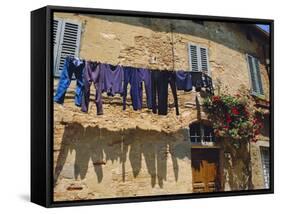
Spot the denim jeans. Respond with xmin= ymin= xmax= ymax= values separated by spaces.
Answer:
xmin=54 ymin=56 xmax=85 ymax=106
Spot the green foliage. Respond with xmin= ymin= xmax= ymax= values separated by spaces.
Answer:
xmin=203 ymin=93 xmax=263 ymax=143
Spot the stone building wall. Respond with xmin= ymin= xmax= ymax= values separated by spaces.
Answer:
xmin=53 ymin=12 xmax=270 ymax=201
xmin=53 ymin=83 xmax=199 ymax=201
xmin=54 ymin=12 xmax=270 ymax=99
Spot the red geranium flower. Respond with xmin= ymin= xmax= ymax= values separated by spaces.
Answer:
xmin=212 ymin=96 xmax=220 ymax=102
xmin=231 ymin=107 xmax=239 ymax=115
xmin=226 ymin=114 xmax=232 ymax=124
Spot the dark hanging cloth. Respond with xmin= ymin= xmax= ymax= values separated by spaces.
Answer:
xmin=81 ymin=61 xmax=104 ymax=115
xmin=139 ymin=68 xmax=152 ymax=109
xmin=151 ymin=70 xmax=179 ymax=116
xmin=123 ymin=67 xmax=152 ymax=111
xmin=123 ymin=66 xmax=141 ymax=111
xmin=202 ymin=73 xmax=214 ymax=94
xmin=176 ymin=70 xmax=193 ymax=91
xmin=189 ymin=71 xmax=203 ymax=91
xmin=189 ymin=71 xmax=214 ymax=93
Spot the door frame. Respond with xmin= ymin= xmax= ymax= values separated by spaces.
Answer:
xmin=191 ymin=146 xmax=224 ymax=192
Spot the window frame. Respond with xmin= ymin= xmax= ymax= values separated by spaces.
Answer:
xmin=260 ymin=146 xmax=270 ymax=189
xmin=189 ymin=122 xmax=215 ymax=146
xmin=246 ymin=53 xmax=264 ymax=97
xmin=188 ymin=43 xmax=211 ymax=75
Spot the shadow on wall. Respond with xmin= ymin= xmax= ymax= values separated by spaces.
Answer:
xmin=221 ymin=140 xmax=253 ymax=191
xmin=54 ymin=122 xmax=191 ymax=188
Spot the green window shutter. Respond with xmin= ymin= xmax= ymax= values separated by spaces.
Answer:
xmin=247 ymin=54 xmax=264 ymax=95
xmin=54 ymin=20 xmax=82 ymax=77
xmin=189 ymin=44 xmax=199 ymax=72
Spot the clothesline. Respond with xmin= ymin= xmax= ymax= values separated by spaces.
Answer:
xmin=54 ymin=55 xmax=213 ymax=116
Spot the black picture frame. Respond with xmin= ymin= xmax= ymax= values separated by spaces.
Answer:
xmin=31 ymin=5 xmax=274 ymax=208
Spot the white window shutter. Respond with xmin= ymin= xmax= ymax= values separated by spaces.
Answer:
xmin=54 ymin=20 xmax=82 ymax=77
xmin=200 ymin=47 xmax=209 ymax=74
xmin=189 ymin=44 xmax=199 ymax=72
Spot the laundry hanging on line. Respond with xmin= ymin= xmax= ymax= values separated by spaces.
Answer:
xmin=54 ymin=55 xmax=214 ymax=116
xmin=81 ymin=62 xmax=124 ymax=115
xmin=176 ymin=70 xmax=214 ymax=93
xmin=54 ymin=56 xmax=85 ymax=107
xmin=151 ymin=70 xmax=179 ymax=116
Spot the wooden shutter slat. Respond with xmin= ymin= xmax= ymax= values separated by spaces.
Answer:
xmin=200 ymin=47 xmax=209 ymax=73
xmin=53 ymin=19 xmax=63 ymax=77
xmin=189 ymin=44 xmax=199 ymax=72
xmin=54 ymin=20 xmax=82 ymax=77
xmin=189 ymin=44 xmax=210 ymax=74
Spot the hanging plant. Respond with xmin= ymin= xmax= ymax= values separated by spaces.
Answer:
xmin=203 ymin=92 xmax=263 ymax=143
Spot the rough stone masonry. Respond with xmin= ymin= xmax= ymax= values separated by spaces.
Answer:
xmin=53 ymin=13 xmax=270 ymax=201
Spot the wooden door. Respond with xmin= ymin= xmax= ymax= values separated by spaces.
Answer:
xmin=191 ymin=148 xmax=220 ymax=193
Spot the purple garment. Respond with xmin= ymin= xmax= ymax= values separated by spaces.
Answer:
xmin=81 ymin=61 xmax=104 ymax=115
xmin=123 ymin=67 xmax=141 ymax=111
xmin=101 ymin=64 xmax=124 ymax=96
xmin=123 ymin=67 xmax=152 ymax=111
xmin=139 ymin=68 xmax=152 ymax=109
xmin=176 ymin=70 xmax=192 ymax=91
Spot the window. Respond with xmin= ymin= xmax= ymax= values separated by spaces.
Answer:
xmin=260 ymin=147 xmax=270 ymax=189
xmin=188 ymin=44 xmax=210 ymax=74
xmin=189 ymin=122 xmax=215 ymax=145
xmin=247 ymin=54 xmax=264 ymax=96
xmin=53 ymin=18 xmax=82 ymax=77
